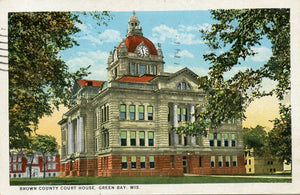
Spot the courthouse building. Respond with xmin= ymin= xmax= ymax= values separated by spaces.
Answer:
xmin=58 ymin=12 xmax=246 ymax=177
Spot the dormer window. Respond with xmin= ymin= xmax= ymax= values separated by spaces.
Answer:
xmin=177 ymin=82 xmax=191 ymax=90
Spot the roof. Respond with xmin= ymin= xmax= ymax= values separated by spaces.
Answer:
xmin=118 ymin=75 xmax=156 ymax=83
xmin=117 ymin=36 xmax=157 ymax=55
xmin=77 ymin=79 xmax=105 ymax=88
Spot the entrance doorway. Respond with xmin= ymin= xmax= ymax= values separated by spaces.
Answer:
xmin=182 ymin=156 xmax=187 ymax=173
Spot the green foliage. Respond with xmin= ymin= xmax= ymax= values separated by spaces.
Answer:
xmin=8 ymin=12 xmax=111 ymax=148
xmin=242 ymin=125 xmax=267 ymax=154
xmin=180 ymin=9 xmax=290 ymax=134
xmin=268 ymin=104 xmax=291 ymax=164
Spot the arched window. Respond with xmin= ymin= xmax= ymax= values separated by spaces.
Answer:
xmin=177 ymin=82 xmax=191 ymax=90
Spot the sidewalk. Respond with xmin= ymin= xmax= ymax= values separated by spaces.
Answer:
xmin=184 ymin=174 xmax=291 ymax=179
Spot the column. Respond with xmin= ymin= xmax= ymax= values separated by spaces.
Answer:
xmin=173 ymin=103 xmax=178 ymax=145
xmin=68 ymin=121 xmax=74 ymax=154
xmin=76 ymin=116 xmax=84 ymax=152
xmin=190 ymin=104 xmax=196 ymax=145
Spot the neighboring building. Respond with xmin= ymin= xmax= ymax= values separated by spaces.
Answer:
xmin=58 ymin=12 xmax=246 ymax=177
xmin=9 ymin=151 xmax=60 ymax=178
xmin=244 ymin=148 xmax=283 ymax=174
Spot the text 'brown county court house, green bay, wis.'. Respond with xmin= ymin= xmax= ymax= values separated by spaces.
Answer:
xmin=58 ymin=12 xmax=246 ymax=177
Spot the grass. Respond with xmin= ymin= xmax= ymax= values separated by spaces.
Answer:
xmin=10 ymin=175 xmax=291 ymax=185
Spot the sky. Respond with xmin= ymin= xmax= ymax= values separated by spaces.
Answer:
xmin=37 ymin=10 xmax=283 ymax=146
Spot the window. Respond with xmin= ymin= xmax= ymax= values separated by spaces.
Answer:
xmin=182 ymin=108 xmax=187 ymax=121
xmin=211 ymin=156 xmax=215 ymax=168
xmin=168 ymin=107 xmax=170 ymax=122
xmin=138 ymin=105 xmax=144 ymax=120
xmin=182 ymin=82 xmax=186 ymax=89
xmin=231 ymin=134 xmax=236 ymax=147
xmin=187 ymin=84 xmax=191 ymax=90
xmin=148 ymin=132 xmax=154 ymax=146
xmin=121 ymin=156 xmax=127 ymax=169
xmin=224 ymin=134 xmax=229 ymax=147
xmin=139 ymin=131 xmax=145 ymax=146
xmin=120 ymin=131 xmax=127 ymax=146
xmin=130 ymin=132 xmax=136 ymax=146
xmin=249 ymin=168 xmax=252 ymax=172
xmin=129 ymin=105 xmax=135 ymax=120
xmin=140 ymin=156 xmax=146 ymax=168
xmin=129 ymin=83 xmax=135 ymax=87
xmin=217 ymin=134 xmax=221 ymax=147
xmin=249 ymin=159 xmax=251 ymax=165
xmin=199 ymin=157 xmax=202 ymax=167
xmin=13 ymin=156 xmax=16 ymax=162
xmin=232 ymin=156 xmax=237 ymax=167
xmin=149 ymin=156 xmax=155 ymax=168
xmin=119 ymin=82 xmax=126 ymax=87
xmin=138 ymin=64 xmax=146 ymax=74
xmin=138 ymin=84 xmax=144 ymax=88
xmin=225 ymin=156 xmax=230 ymax=167
xmin=146 ymin=84 xmax=153 ymax=89
xmin=209 ymin=134 xmax=214 ymax=146
xmin=177 ymin=82 xmax=191 ymax=90
xmin=120 ymin=104 xmax=126 ymax=119
xmin=13 ymin=164 xmax=16 ymax=171
xmin=177 ymin=108 xmax=181 ymax=121
xmin=177 ymin=83 xmax=181 ymax=89
xmin=147 ymin=106 xmax=153 ymax=120
xmin=18 ymin=164 xmax=22 ymax=171
xmin=18 ymin=156 xmax=22 ymax=162
xmin=130 ymin=63 xmax=135 ymax=75
xmin=218 ymin=156 xmax=223 ymax=167
xmin=131 ymin=156 xmax=136 ymax=169
xmin=150 ymin=65 xmax=154 ymax=74
xmin=171 ymin=155 xmax=174 ymax=168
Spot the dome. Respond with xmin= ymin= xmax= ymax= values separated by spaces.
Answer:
xmin=117 ymin=35 xmax=158 ymax=56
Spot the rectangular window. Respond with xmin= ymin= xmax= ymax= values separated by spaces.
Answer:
xmin=119 ymin=82 xmax=126 ymax=87
xmin=150 ymin=65 xmax=154 ymax=74
xmin=120 ymin=104 xmax=126 ymax=120
xmin=171 ymin=155 xmax=174 ymax=168
xmin=217 ymin=133 xmax=221 ymax=147
xmin=231 ymin=134 xmax=236 ymax=147
xmin=149 ymin=156 xmax=155 ymax=168
xmin=226 ymin=156 xmax=230 ymax=167
xmin=218 ymin=156 xmax=223 ymax=167
xmin=138 ymin=64 xmax=146 ymax=74
xmin=199 ymin=157 xmax=202 ymax=167
xmin=168 ymin=107 xmax=170 ymax=122
xmin=120 ymin=131 xmax=127 ymax=146
xmin=146 ymin=84 xmax=153 ymax=89
xmin=131 ymin=156 xmax=136 ymax=169
xmin=13 ymin=164 xmax=16 ymax=171
xmin=148 ymin=132 xmax=154 ymax=146
xmin=209 ymin=134 xmax=214 ymax=146
xmin=130 ymin=132 xmax=136 ymax=146
xmin=130 ymin=63 xmax=135 ymax=75
xmin=249 ymin=159 xmax=251 ymax=165
xmin=211 ymin=156 xmax=215 ymax=168
xmin=140 ymin=156 xmax=146 ymax=168
xmin=121 ymin=156 xmax=127 ymax=169
xmin=129 ymin=83 xmax=135 ymax=87
xmin=139 ymin=131 xmax=145 ymax=146
xmin=13 ymin=156 xmax=16 ymax=162
xmin=18 ymin=164 xmax=22 ymax=171
xmin=224 ymin=134 xmax=229 ymax=147
xmin=182 ymin=108 xmax=187 ymax=121
xmin=129 ymin=105 xmax=135 ymax=120
xmin=177 ymin=108 xmax=181 ymax=121
xmin=138 ymin=105 xmax=144 ymax=120
xmin=138 ymin=84 xmax=144 ymax=88
xmin=232 ymin=156 xmax=237 ymax=167
xmin=147 ymin=106 xmax=153 ymax=120
xmin=18 ymin=156 xmax=22 ymax=162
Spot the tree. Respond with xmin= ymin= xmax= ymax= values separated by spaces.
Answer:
xmin=268 ymin=103 xmax=291 ymax=164
xmin=242 ymin=125 xmax=267 ymax=155
xmin=182 ymin=9 xmax=290 ymax=134
xmin=32 ymin=135 xmax=58 ymax=178
xmin=8 ymin=12 xmax=111 ymax=148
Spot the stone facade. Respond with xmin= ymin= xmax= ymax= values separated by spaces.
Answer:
xmin=58 ymin=12 xmax=246 ymax=177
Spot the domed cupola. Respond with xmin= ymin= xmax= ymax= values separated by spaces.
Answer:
xmin=127 ymin=11 xmax=143 ymax=37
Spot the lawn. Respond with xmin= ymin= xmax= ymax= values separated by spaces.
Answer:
xmin=10 ymin=175 xmax=291 ymax=185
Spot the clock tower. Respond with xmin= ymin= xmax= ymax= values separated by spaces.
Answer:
xmin=107 ymin=12 xmax=164 ymax=82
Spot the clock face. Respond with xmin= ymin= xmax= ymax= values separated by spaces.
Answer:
xmin=137 ymin=45 xmax=149 ymax=57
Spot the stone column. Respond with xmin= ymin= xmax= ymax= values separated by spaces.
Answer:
xmin=76 ymin=116 xmax=84 ymax=152
xmin=173 ymin=103 xmax=178 ymax=145
xmin=190 ymin=104 xmax=196 ymax=145
xmin=68 ymin=121 xmax=74 ymax=154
